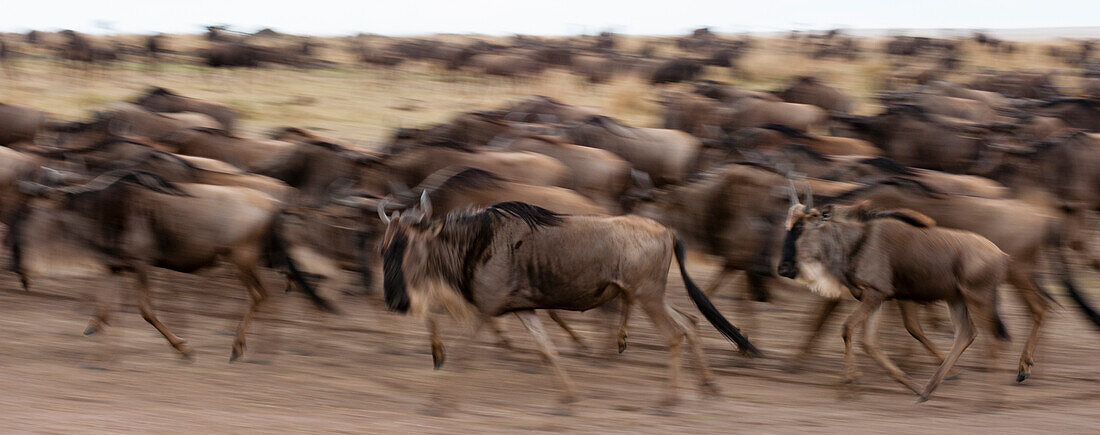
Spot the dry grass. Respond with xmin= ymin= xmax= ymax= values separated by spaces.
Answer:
xmin=0 ymin=33 xmax=1089 ymax=150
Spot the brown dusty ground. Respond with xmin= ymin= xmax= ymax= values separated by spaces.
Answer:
xmin=0 ymin=252 xmax=1097 ymax=434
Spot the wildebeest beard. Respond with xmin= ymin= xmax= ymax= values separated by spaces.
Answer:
xmin=777 ymin=221 xmax=803 ymax=279
xmin=382 ymin=230 xmax=410 ymax=312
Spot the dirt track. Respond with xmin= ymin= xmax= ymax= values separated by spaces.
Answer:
xmin=1 ymin=252 xmax=1098 ymax=433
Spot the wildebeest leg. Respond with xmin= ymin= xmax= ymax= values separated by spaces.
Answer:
xmin=862 ymin=304 xmax=922 ymax=394
xmin=514 ymin=310 xmax=578 ymax=404
xmin=84 ymin=292 xmax=113 ymax=336
xmin=617 ymin=297 xmax=633 ymax=353
xmin=429 ymin=316 xmax=445 ymax=369
xmin=231 ymin=264 xmax=269 ymax=362
xmin=842 ymin=293 xmax=882 ymax=384
xmin=918 ymin=297 xmax=976 ymax=402
xmin=1009 ymin=271 xmax=1049 ymax=383
xmin=547 ymin=310 xmax=588 ymax=352
xmin=897 ymin=301 xmax=947 ymax=362
xmin=639 ymin=298 xmax=687 ymax=407
xmin=786 ymin=298 xmax=840 ymax=372
xmin=134 ymin=267 xmax=191 ymax=356
xmin=668 ymin=304 xmax=718 ymax=394
xmin=703 ymin=265 xmax=735 ymax=298
xmin=485 ymin=316 xmax=514 ymax=350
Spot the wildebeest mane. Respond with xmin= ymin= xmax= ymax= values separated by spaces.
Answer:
xmin=144 ymin=86 xmax=177 ymax=97
xmin=781 ymin=143 xmax=832 ymax=162
xmin=431 ymin=167 xmax=504 ymax=192
xmin=763 ymin=123 xmax=812 ymax=139
xmin=857 ymin=156 xmax=917 ymax=176
xmin=861 ymin=208 xmax=936 ymax=228
xmin=828 ymin=176 xmax=947 ymax=203
xmin=486 ymin=201 xmax=564 ymax=230
xmin=1039 ymin=97 xmax=1097 ymax=109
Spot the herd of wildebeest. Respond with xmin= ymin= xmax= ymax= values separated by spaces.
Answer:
xmin=1 ymin=27 xmax=1100 ymax=410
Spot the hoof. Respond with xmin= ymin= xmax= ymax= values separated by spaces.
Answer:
xmin=83 ymin=326 xmax=99 ymax=336
xmin=230 ymin=348 xmax=242 ymax=362
xmin=618 ymin=342 xmax=627 ymax=354
xmin=701 ymin=381 xmax=721 ymax=396
xmin=1016 ymin=371 xmax=1030 ymax=383
xmin=432 ymin=353 xmax=445 ymax=370
xmin=916 ymin=394 xmax=930 ymax=403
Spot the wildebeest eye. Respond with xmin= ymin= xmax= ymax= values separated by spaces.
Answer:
xmin=820 ymin=206 xmax=832 ymax=221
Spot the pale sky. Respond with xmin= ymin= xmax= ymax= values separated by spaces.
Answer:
xmin=3 ymin=1 xmax=1098 ymax=36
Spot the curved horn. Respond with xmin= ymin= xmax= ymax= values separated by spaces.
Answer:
xmin=802 ymin=181 xmax=813 ymax=211
xmin=377 ymin=198 xmax=392 ymax=224
xmin=420 ymin=190 xmax=432 ymax=221
xmin=787 ymin=179 xmax=801 ymax=207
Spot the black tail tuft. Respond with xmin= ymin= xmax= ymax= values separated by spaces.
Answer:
xmin=1063 ymin=275 xmax=1100 ymax=331
xmin=267 ymin=214 xmax=338 ymax=313
xmin=1047 ymin=230 xmax=1100 ymax=331
xmin=674 ymin=239 xmax=762 ymax=357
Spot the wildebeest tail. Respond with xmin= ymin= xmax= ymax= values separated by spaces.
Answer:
xmin=990 ymin=284 xmax=1011 ymax=341
xmin=266 ymin=214 xmax=337 ymax=313
xmin=1047 ymin=227 xmax=1100 ymax=330
xmin=674 ymin=238 xmax=762 ymax=357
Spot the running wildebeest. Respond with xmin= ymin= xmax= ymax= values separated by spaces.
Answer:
xmin=10 ymin=170 xmax=336 ymax=360
xmin=777 ymin=183 xmax=1011 ymax=402
xmin=379 ymin=196 xmax=759 ymax=406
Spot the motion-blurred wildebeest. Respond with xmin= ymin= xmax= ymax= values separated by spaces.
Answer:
xmin=379 ymin=198 xmax=759 ymax=407
xmin=0 ymin=103 xmax=47 ymax=146
xmin=10 ymin=171 xmax=336 ymax=360
xmin=133 ymin=87 xmax=238 ymax=133
xmin=778 ymin=185 xmax=1010 ymax=402
xmin=651 ymin=58 xmax=703 ymax=84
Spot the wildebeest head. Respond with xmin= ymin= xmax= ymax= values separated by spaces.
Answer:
xmin=777 ymin=179 xmax=933 ymax=289
xmin=377 ymin=191 xmax=435 ymax=313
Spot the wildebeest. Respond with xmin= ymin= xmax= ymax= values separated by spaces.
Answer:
xmin=502 ymin=95 xmax=604 ymax=124
xmin=830 ymin=104 xmax=1019 ymax=173
xmin=778 ymin=76 xmax=853 ymax=114
xmin=498 ymin=134 xmax=634 ymax=211
xmin=730 ymin=124 xmax=882 ymax=156
xmin=693 ymin=80 xmax=782 ymax=104
xmin=804 ymin=177 xmax=1100 ymax=381
xmin=357 ymin=147 xmax=570 ymax=196
xmin=564 ymin=115 xmax=701 ymax=186
xmin=0 ymin=103 xmax=47 ymax=146
xmin=158 ymin=128 xmax=300 ymax=171
xmin=718 ymin=98 xmax=830 ymax=133
xmin=1029 ymin=98 xmax=1100 ymax=131
xmin=650 ymin=58 xmax=703 ymax=84
xmin=778 ymin=186 xmax=1010 ymax=402
xmin=132 ymin=87 xmax=238 ymax=133
xmin=388 ymin=167 xmax=605 ymax=216
xmin=10 ymin=171 xmax=336 ymax=359
xmin=379 ymin=199 xmax=759 ymax=406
